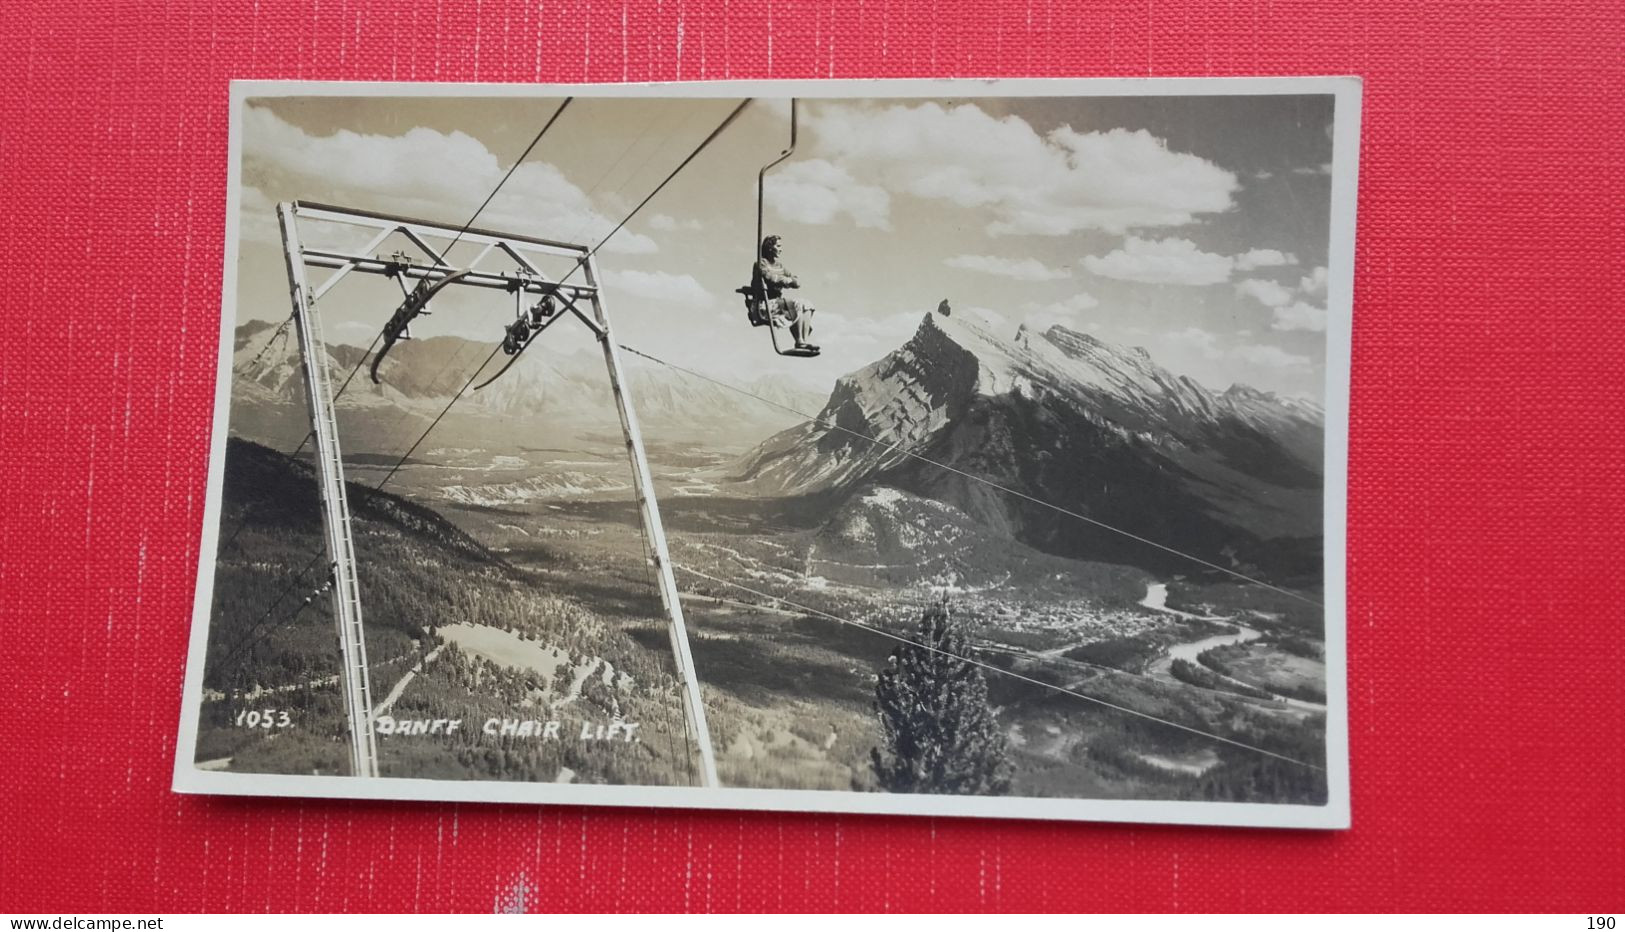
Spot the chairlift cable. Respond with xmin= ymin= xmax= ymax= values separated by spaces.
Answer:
xmin=472 ymin=98 xmax=754 ymax=393
xmin=586 ymin=99 xmax=751 ymax=262
xmin=364 ymin=99 xmax=573 ymax=382
xmin=557 ymin=105 xmax=690 ymax=249
xmin=633 ymin=508 xmax=700 ymax=785
xmin=213 ymin=551 xmax=330 ymax=675
xmin=373 ymin=344 xmax=505 ymax=492
xmin=442 ymin=98 xmax=574 ymax=257
xmin=233 ymin=315 xmax=296 ymax=377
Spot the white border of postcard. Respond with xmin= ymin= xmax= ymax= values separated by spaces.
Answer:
xmin=174 ymin=76 xmax=1358 ymax=830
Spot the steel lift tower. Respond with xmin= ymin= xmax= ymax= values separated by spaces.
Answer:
xmin=276 ymin=201 xmax=718 ymax=786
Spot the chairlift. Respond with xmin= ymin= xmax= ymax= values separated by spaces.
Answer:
xmin=738 ymin=99 xmax=820 ymax=359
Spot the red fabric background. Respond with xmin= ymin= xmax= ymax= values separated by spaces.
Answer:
xmin=1 ymin=0 xmax=1621 ymax=913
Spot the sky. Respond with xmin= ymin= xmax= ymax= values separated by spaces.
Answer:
xmin=235 ymin=91 xmax=1338 ymax=399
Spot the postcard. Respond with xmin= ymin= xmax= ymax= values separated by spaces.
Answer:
xmin=175 ymin=77 xmax=1357 ymax=828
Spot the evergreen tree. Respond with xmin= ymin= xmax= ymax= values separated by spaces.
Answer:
xmin=870 ymin=598 xmax=1012 ymax=795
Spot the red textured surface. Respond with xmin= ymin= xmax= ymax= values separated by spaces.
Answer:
xmin=2 ymin=0 xmax=1622 ymax=913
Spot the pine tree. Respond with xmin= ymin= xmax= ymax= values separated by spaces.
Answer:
xmin=870 ymin=598 xmax=1012 ymax=795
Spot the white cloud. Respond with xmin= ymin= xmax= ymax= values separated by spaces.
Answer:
xmin=239 ymin=184 xmax=281 ymax=244
xmin=1083 ymin=237 xmax=1234 ymax=285
xmin=1167 ymin=327 xmax=1311 ymax=372
xmin=241 ymin=183 xmax=385 ymax=253
xmin=1271 ymin=301 xmax=1327 ymax=332
xmin=765 ymin=158 xmax=891 ymax=229
xmin=1236 ymin=277 xmax=1295 ymax=308
xmin=943 ymin=254 xmax=1070 ymax=282
xmin=1020 ymin=292 xmax=1100 ymax=330
xmin=805 ymin=102 xmax=1237 ymax=236
xmin=823 ymin=309 xmax=925 ymax=349
xmin=1233 ymin=248 xmax=1298 ymax=271
xmin=1231 ymin=343 xmax=1313 ymax=370
xmin=1168 ymin=326 xmax=1222 ymax=358
xmin=242 ymin=104 xmax=656 ymax=255
xmin=607 ymin=270 xmax=713 ymax=307
xmin=1300 ymin=266 xmax=1328 ymax=298
xmin=1237 ymin=264 xmax=1328 ymax=328
xmin=648 ymin=213 xmax=702 ymax=232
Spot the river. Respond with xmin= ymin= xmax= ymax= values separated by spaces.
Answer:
xmin=1140 ymin=581 xmax=1262 ymax=666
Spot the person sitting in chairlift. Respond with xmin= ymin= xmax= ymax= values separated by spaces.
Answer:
xmin=752 ymin=235 xmax=818 ymax=352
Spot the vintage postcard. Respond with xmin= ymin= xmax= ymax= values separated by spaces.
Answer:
xmin=175 ymin=78 xmax=1357 ymax=828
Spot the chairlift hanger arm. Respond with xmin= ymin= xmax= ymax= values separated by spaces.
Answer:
xmin=745 ymin=100 xmax=819 ymax=359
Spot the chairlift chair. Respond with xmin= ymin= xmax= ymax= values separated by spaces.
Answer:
xmin=740 ymin=97 xmax=820 ymax=360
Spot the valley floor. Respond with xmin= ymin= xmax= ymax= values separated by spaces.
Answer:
xmin=195 ymin=437 xmax=1328 ymax=805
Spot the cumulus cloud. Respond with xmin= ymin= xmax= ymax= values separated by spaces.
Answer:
xmin=607 ymin=270 xmax=713 ymax=307
xmin=1234 ymin=262 xmax=1328 ymax=329
xmin=1235 ymin=277 xmax=1295 ymax=308
xmin=1271 ymin=301 xmax=1327 ymax=332
xmin=242 ymin=104 xmax=656 ymax=255
xmin=1233 ymin=248 xmax=1298 ymax=271
xmin=1083 ymin=237 xmax=1234 ymax=285
xmin=804 ymin=102 xmax=1237 ymax=236
xmin=764 ymin=158 xmax=891 ymax=229
xmin=943 ymin=254 xmax=1071 ymax=282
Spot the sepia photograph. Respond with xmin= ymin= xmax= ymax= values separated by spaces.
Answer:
xmin=174 ymin=78 xmax=1356 ymax=827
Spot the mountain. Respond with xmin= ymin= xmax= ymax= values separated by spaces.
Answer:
xmin=228 ymin=321 xmax=825 ymax=450
xmin=218 ymin=436 xmax=506 ymax=571
xmin=734 ymin=310 xmax=1325 ymax=583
